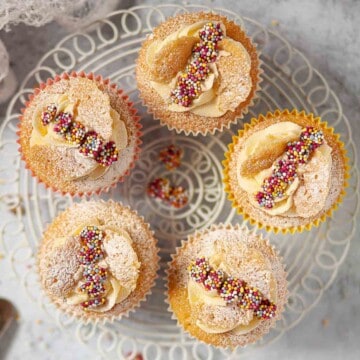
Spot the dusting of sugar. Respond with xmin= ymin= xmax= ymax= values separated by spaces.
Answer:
xmin=103 ymin=230 xmax=140 ymax=291
xmin=293 ymin=151 xmax=332 ymax=217
xmin=167 ymin=224 xmax=287 ymax=348
xmin=38 ymin=201 xmax=158 ymax=321
xmin=136 ymin=11 xmax=260 ymax=135
xmin=227 ymin=113 xmax=346 ymax=230
xmin=39 ymin=236 xmax=81 ymax=297
xmin=20 ymin=76 xmax=139 ymax=194
xmin=217 ymin=38 xmax=252 ymax=111
xmin=195 ymin=302 xmax=253 ymax=331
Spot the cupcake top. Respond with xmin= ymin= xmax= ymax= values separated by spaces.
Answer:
xmin=167 ymin=224 xmax=287 ymax=348
xmin=19 ymin=73 xmax=141 ymax=195
xmin=147 ymin=21 xmax=252 ymax=117
xmin=136 ymin=12 xmax=260 ymax=135
xmin=224 ymin=109 xmax=348 ymax=233
xmin=38 ymin=200 xmax=159 ymax=322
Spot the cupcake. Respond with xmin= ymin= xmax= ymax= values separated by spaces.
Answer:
xmin=136 ymin=12 xmax=261 ymax=135
xmin=37 ymin=200 xmax=159 ymax=322
xmin=223 ymin=109 xmax=349 ymax=233
xmin=18 ymin=72 xmax=142 ymax=196
xmin=167 ymin=224 xmax=287 ymax=348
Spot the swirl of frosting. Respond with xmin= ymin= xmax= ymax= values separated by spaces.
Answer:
xmin=237 ymin=122 xmax=333 ymax=217
xmin=187 ymin=240 xmax=277 ymax=335
xmin=29 ymin=82 xmax=128 ymax=181
xmin=147 ymin=21 xmax=252 ymax=117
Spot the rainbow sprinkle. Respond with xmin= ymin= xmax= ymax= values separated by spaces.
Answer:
xmin=41 ymin=104 xmax=119 ymax=166
xmin=168 ymin=185 xmax=188 ymax=209
xmin=170 ymin=22 xmax=223 ymax=107
xmin=159 ymin=145 xmax=183 ymax=171
xmin=77 ymin=226 xmax=108 ymax=309
xmin=256 ymin=126 xmax=324 ymax=209
xmin=147 ymin=177 xmax=188 ymax=209
xmin=188 ymin=257 xmax=277 ymax=319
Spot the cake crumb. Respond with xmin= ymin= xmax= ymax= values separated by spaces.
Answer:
xmin=9 ymin=204 xmax=26 ymax=216
xmin=321 ymin=318 xmax=330 ymax=328
xmin=125 ymin=353 xmax=143 ymax=360
xmin=271 ymin=20 xmax=279 ymax=27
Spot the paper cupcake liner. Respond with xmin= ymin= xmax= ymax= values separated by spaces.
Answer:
xmin=223 ymin=109 xmax=350 ymax=234
xmin=136 ymin=11 xmax=263 ymax=136
xmin=166 ymin=223 xmax=288 ymax=349
xmin=37 ymin=200 xmax=160 ymax=324
xmin=17 ymin=71 xmax=143 ymax=197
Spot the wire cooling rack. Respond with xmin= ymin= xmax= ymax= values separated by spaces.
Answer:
xmin=0 ymin=4 xmax=358 ymax=360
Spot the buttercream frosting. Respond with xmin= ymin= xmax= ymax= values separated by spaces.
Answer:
xmin=30 ymin=90 xmax=128 ymax=181
xmin=237 ymin=122 xmax=332 ymax=217
xmin=147 ymin=21 xmax=252 ymax=117
xmin=47 ymin=220 xmax=140 ymax=313
xmin=187 ymin=240 xmax=277 ymax=335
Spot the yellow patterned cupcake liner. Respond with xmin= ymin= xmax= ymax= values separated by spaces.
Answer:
xmin=223 ymin=109 xmax=350 ymax=234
